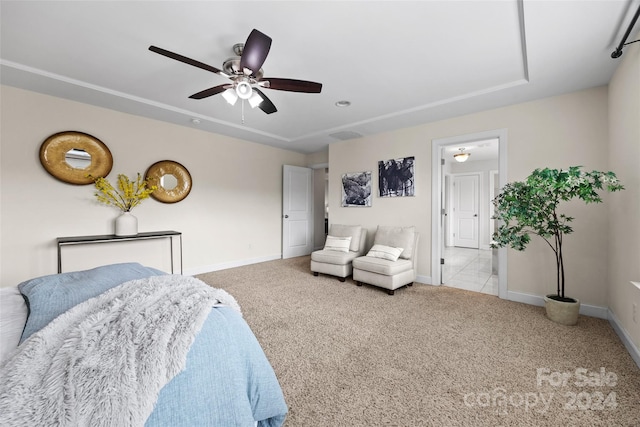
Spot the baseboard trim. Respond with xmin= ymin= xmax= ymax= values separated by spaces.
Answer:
xmin=506 ymin=291 xmax=608 ymax=319
xmin=416 ymin=274 xmax=433 ymax=285
xmin=185 ymin=254 xmax=282 ymax=276
xmin=607 ymin=309 xmax=640 ymax=369
xmin=506 ymin=290 xmax=545 ymax=307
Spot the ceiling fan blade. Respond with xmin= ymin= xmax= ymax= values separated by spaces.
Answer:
xmin=239 ymin=29 xmax=272 ymax=76
xmin=261 ymin=78 xmax=322 ymax=93
xmin=253 ymin=88 xmax=277 ymax=114
xmin=149 ymin=45 xmax=225 ymax=76
xmin=189 ymin=84 xmax=228 ymax=99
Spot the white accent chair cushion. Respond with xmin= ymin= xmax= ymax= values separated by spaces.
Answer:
xmin=311 ymin=225 xmax=367 ymax=281
xmin=328 ymin=224 xmax=363 ymax=252
xmin=353 ymin=227 xmax=419 ymax=295
xmin=323 ymin=235 xmax=352 ymax=253
xmin=366 ymin=244 xmax=403 ymax=262
xmin=373 ymin=225 xmax=416 ymax=259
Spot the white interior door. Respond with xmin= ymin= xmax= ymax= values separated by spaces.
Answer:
xmin=453 ymin=174 xmax=479 ymax=248
xmin=282 ymin=165 xmax=314 ymax=258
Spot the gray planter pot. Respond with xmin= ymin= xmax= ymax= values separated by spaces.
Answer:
xmin=544 ymin=295 xmax=580 ymax=325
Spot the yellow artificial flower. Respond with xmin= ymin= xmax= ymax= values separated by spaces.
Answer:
xmin=91 ymin=173 xmax=156 ymax=212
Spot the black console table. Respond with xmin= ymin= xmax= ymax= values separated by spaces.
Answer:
xmin=57 ymin=231 xmax=182 ymax=274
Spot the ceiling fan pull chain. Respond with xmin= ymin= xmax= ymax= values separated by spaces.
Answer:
xmin=241 ymin=99 xmax=245 ymax=124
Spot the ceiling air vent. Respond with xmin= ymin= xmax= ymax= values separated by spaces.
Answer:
xmin=329 ymin=131 xmax=363 ymax=141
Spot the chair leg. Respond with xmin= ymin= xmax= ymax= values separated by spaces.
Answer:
xmin=387 ymin=289 xmax=395 ymax=295
xmin=356 ymin=281 xmax=363 ymax=287
xmin=339 ymin=277 xmax=346 ymax=282
xmin=407 ymin=282 xmax=413 ymax=287
xmin=313 ymin=272 xmax=318 ymax=276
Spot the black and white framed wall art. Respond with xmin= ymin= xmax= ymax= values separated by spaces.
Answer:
xmin=378 ymin=156 xmax=415 ymax=197
xmin=341 ymin=171 xmax=372 ymax=207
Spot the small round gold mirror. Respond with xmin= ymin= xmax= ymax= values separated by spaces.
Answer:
xmin=39 ymin=131 xmax=113 ymax=185
xmin=145 ymin=160 xmax=192 ymax=203
xmin=160 ymin=174 xmax=179 ymax=191
xmin=64 ymin=148 xmax=92 ymax=169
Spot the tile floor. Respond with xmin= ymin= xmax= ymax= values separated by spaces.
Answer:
xmin=441 ymin=246 xmax=498 ymax=295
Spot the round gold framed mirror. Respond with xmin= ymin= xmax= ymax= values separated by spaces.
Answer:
xmin=39 ymin=131 xmax=113 ymax=185
xmin=145 ymin=160 xmax=192 ymax=203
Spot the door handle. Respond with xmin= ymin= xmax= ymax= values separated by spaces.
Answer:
xmin=474 ymin=214 xmax=478 ymax=217
xmin=284 ymin=214 xmax=289 ymax=218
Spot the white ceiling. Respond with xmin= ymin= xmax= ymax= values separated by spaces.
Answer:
xmin=1 ymin=1 xmax=638 ymax=154
xmin=445 ymin=138 xmax=499 ymax=163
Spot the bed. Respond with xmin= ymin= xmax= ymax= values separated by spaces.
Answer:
xmin=0 ymin=263 xmax=288 ymax=427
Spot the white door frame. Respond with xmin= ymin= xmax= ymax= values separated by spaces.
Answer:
xmin=431 ymin=129 xmax=508 ymax=298
xmin=489 ymin=169 xmax=499 ymax=248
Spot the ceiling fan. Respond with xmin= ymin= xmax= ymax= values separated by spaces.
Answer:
xmin=149 ymin=29 xmax=322 ymax=115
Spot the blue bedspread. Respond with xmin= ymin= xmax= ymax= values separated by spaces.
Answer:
xmin=147 ymin=306 xmax=287 ymax=427
xmin=12 ymin=263 xmax=288 ymax=427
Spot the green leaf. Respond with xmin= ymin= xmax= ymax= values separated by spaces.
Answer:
xmin=491 ymin=166 xmax=624 ymax=296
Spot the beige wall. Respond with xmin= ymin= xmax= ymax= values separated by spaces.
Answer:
xmin=312 ymin=167 xmax=327 ymax=250
xmin=608 ymin=33 xmax=640 ymax=348
xmin=0 ymin=86 xmax=306 ymax=286
xmin=329 ymin=86 xmax=612 ymax=307
xmin=329 ymin=127 xmax=431 ymax=272
xmin=306 ymin=149 xmax=328 ymax=166
xmin=308 ymin=149 xmax=329 ymax=249
xmin=0 ymin=80 xmax=627 ymax=321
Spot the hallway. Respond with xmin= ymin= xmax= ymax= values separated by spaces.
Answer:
xmin=442 ymin=246 xmax=498 ymax=295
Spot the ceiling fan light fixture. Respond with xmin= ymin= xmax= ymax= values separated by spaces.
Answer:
xmin=222 ymin=88 xmax=238 ymax=105
xmin=235 ymin=81 xmax=253 ymax=100
xmin=248 ymin=92 xmax=263 ymax=108
xmin=150 ymin=28 xmax=322 ymax=121
xmin=454 ymin=148 xmax=470 ymax=162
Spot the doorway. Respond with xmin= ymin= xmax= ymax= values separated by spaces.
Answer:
xmin=431 ymin=130 xmax=507 ymax=298
xmin=282 ymin=165 xmax=314 ymax=259
xmin=442 ymin=246 xmax=497 ymax=295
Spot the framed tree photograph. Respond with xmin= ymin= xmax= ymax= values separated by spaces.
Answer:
xmin=341 ymin=171 xmax=372 ymax=207
xmin=378 ymin=156 xmax=415 ymax=197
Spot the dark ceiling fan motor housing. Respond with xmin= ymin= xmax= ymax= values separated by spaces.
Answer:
xmin=223 ymin=45 xmax=264 ymax=80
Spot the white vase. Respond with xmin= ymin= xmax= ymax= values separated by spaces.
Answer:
xmin=115 ymin=211 xmax=138 ymax=236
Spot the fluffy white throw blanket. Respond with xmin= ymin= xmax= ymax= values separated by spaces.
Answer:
xmin=0 ymin=275 xmax=240 ymax=427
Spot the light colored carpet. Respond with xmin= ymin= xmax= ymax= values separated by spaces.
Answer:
xmin=197 ymin=256 xmax=640 ymax=426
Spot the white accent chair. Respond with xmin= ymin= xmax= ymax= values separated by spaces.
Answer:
xmin=352 ymin=226 xmax=419 ymax=295
xmin=311 ymin=225 xmax=367 ymax=282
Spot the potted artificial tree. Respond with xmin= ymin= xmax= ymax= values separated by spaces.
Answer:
xmin=491 ymin=166 xmax=624 ymax=325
